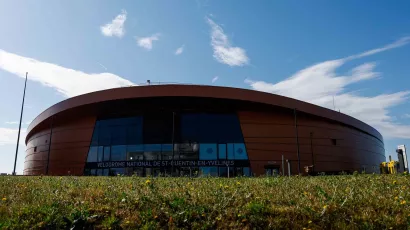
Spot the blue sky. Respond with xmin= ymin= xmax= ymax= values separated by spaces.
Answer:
xmin=0 ymin=0 xmax=409 ymax=174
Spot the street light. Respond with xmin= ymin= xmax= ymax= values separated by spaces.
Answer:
xmin=13 ymin=72 xmax=28 ymax=176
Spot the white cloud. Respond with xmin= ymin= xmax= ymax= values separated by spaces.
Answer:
xmin=175 ymin=45 xmax=185 ymax=55
xmin=0 ymin=127 xmax=26 ymax=146
xmin=402 ymin=114 xmax=410 ymax=119
xmin=5 ymin=121 xmax=18 ymax=125
xmin=136 ymin=34 xmax=160 ymax=50
xmin=0 ymin=49 xmax=136 ymax=98
xmin=346 ymin=36 xmax=410 ymax=60
xmin=100 ymin=10 xmax=127 ymax=38
xmin=211 ymin=76 xmax=219 ymax=83
xmin=206 ymin=17 xmax=249 ymax=67
xmin=245 ymin=37 xmax=410 ymax=139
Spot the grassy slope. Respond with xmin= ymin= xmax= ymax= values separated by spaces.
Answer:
xmin=0 ymin=174 xmax=409 ymax=229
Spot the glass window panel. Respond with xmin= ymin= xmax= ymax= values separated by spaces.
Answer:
xmin=234 ymin=143 xmax=248 ymax=160
xmin=126 ymin=126 xmax=143 ymax=145
xmin=91 ymin=169 xmax=96 ymax=176
xmin=200 ymin=167 xmax=218 ymax=176
xmin=103 ymin=146 xmax=111 ymax=161
xmin=199 ymin=144 xmax=217 ymax=160
xmin=178 ymin=143 xmax=199 ymax=160
xmin=162 ymin=144 xmax=173 ymax=152
xmin=111 ymin=126 xmax=127 ymax=145
xmin=103 ymin=169 xmax=109 ymax=176
xmin=99 ymin=128 xmax=111 ymax=146
xmin=110 ymin=168 xmax=125 ymax=176
xmin=144 ymin=144 xmax=161 ymax=160
xmin=144 ymin=144 xmax=162 ymax=152
xmin=143 ymin=113 xmax=173 ymax=144
xmin=235 ymin=167 xmax=243 ymax=177
xmin=97 ymin=169 xmax=103 ymax=176
xmin=162 ymin=152 xmax=174 ymax=160
xmin=127 ymin=145 xmax=144 ymax=160
xmin=218 ymin=144 xmax=227 ymax=159
xmin=97 ymin=146 xmax=104 ymax=162
xmin=227 ymin=143 xmax=234 ymax=160
xmin=243 ymin=167 xmax=251 ymax=177
xmin=87 ymin=146 xmax=98 ymax=162
xmin=180 ymin=113 xmax=244 ymax=143
xmin=111 ymin=145 xmax=126 ymax=161
xmin=127 ymin=145 xmax=144 ymax=152
xmin=219 ymin=167 xmax=228 ymax=177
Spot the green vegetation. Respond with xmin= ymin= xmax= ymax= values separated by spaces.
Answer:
xmin=0 ymin=174 xmax=409 ymax=229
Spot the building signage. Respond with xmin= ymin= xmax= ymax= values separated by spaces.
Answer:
xmin=85 ymin=160 xmax=249 ymax=169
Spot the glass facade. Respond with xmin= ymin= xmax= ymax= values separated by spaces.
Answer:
xmin=84 ymin=113 xmax=251 ymax=177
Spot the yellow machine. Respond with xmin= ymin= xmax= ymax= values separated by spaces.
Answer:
xmin=380 ymin=161 xmax=400 ymax=174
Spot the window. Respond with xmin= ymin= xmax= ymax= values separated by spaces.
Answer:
xmin=34 ymin=146 xmax=37 ymax=152
xmin=199 ymin=144 xmax=217 ymax=160
xmin=143 ymin=113 xmax=173 ymax=144
xmin=91 ymin=116 xmax=143 ymax=146
xmin=87 ymin=146 xmax=98 ymax=162
xmin=97 ymin=146 xmax=103 ymax=162
xmin=111 ymin=126 xmax=126 ymax=145
xmin=227 ymin=144 xmax=234 ymax=160
xmin=127 ymin=145 xmax=143 ymax=160
xmin=178 ymin=143 xmax=198 ymax=160
xmin=103 ymin=146 xmax=111 ymax=161
xmin=243 ymin=167 xmax=251 ymax=176
xmin=218 ymin=144 xmax=227 ymax=159
xmin=110 ymin=168 xmax=125 ymax=176
xmin=200 ymin=167 xmax=218 ymax=176
xmin=111 ymin=145 xmax=126 ymax=161
xmin=85 ymin=114 xmax=250 ymax=177
xmin=234 ymin=143 xmax=248 ymax=160
xmin=144 ymin=144 xmax=162 ymax=160
xmin=180 ymin=113 xmax=244 ymax=143
xmin=219 ymin=167 xmax=228 ymax=177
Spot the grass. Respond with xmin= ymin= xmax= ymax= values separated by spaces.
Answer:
xmin=0 ymin=174 xmax=409 ymax=229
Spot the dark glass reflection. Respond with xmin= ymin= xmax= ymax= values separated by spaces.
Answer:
xmin=85 ymin=113 xmax=251 ymax=176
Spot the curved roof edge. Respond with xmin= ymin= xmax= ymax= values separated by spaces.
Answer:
xmin=26 ymin=85 xmax=383 ymax=143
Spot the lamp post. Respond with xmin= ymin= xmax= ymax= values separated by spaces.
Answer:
xmin=13 ymin=72 xmax=28 ymax=176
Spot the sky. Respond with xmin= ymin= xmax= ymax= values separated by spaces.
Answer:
xmin=0 ymin=0 xmax=410 ymax=174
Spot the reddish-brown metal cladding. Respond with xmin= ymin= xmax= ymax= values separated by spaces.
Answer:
xmin=24 ymin=85 xmax=385 ymax=176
